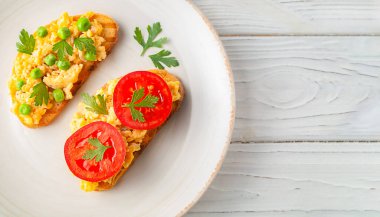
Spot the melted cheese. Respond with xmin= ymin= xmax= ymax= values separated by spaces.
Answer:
xmin=9 ymin=12 xmax=107 ymax=125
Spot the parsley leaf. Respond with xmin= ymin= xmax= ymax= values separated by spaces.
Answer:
xmin=122 ymin=87 xmax=159 ymax=122
xmin=74 ymin=37 xmax=96 ymax=54
xmin=30 ymin=82 xmax=49 ymax=106
xmin=53 ymin=40 xmax=73 ymax=60
xmin=134 ymin=94 xmax=159 ymax=108
xmin=129 ymin=107 xmax=145 ymax=123
xmin=134 ymin=22 xmax=168 ymax=56
xmin=81 ymin=93 xmax=108 ymax=115
xmin=149 ymin=50 xmax=179 ymax=69
xmin=129 ymin=87 xmax=145 ymax=104
xmin=82 ymin=138 xmax=111 ymax=162
xmin=133 ymin=27 xmax=145 ymax=47
xmin=16 ymin=29 xmax=35 ymax=55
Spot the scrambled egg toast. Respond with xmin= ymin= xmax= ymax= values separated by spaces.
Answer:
xmin=9 ymin=12 xmax=118 ymax=128
xmin=70 ymin=69 xmax=184 ymax=191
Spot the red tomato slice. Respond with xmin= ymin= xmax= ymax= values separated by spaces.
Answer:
xmin=113 ymin=71 xmax=173 ymax=130
xmin=64 ymin=121 xmax=126 ymax=182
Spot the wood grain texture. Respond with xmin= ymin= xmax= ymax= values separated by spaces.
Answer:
xmin=188 ymin=1 xmax=380 ymax=216
xmin=193 ymin=0 xmax=380 ymax=35
xmin=223 ymin=36 xmax=380 ymax=142
xmin=187 ymin=142 xmax=380 ymax=216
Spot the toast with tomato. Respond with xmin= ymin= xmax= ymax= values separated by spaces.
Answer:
xmin=9 ymin=12 xmax=118 ymax=128
xmin=65 ymin=70 xmax=184 ymax=191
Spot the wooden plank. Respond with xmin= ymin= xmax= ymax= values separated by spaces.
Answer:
xmin=186 ymin=211 xmax=380 ymax=217
xmin=193 ymin=0 xmax=380 ymax=35
xmin=224 ymin=36 xmax=380 ymax=142
xmin=187 ymin=142 xmax=380 ymax=216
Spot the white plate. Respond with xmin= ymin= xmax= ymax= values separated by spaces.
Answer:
xmin=0 ymin=0 xmax=235 ymax=216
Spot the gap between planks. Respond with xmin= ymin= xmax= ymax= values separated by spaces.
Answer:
xmin=233 ymin=140 xmax=380 ymax=144
xmin=187 ymin=210 xmax=380 ymax=217
xmin=220 ymin=34 xmax=380 ymax=37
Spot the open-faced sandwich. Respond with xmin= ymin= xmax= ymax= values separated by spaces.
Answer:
xmin=8 ymin=12 xmax=118 ymax=128
xmin=64 ymin=70 xmax=184 ymax=191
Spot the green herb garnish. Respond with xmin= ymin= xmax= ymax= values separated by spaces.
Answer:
xmin=149 ymin=50 xmax=179 ymax=69
xmin=134 ymin=22 xmax=168 ymax=56
xmin=82 ymin=138 xmax=111 ymax=162
xmin=81 ymin=93 xmax=108 ymax=115
xmin=122 ymin=87 xmax=159 ymax=122
xmin=16 ymin=29 xmax=35 ymax=55
xmin=30 ymin=82 xmax=49 ymax=106
xmin=74 ymin=37 xmax=96 ymax=54
xmin=53 ymin=40 xmax=73 ymax=60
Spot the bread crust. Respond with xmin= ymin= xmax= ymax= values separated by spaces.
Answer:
xmin=95 ymin=71 xmax=185 ymax=191
xmin=24 ymin=13 xmax=119 ymax=128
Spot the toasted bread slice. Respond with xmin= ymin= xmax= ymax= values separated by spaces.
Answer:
xmin=71 ymin=69 xmax=184 ymax=191
xmin=37 ymin=14 xmax=118 ymax=128
xmin=96 ymin=71 xmax=184 ymax=191
xmin=9 ymin=12 xmax=119 ymax=128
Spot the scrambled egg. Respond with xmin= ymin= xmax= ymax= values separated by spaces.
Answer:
xmin=9 ymin=12 xmax=107 ymax=126
xmin=71 ymin=70 xmax=181 ymax=191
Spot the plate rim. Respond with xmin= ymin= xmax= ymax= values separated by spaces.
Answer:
xmin=0 ymin=0 xmax=236 ymax=215
xmin=177 ymin=1 xmax=236 ymax=216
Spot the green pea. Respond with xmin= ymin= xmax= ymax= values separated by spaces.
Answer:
xmin=57 ymin=27 xmax=71 ymax=40
xmin=77 ymin=17 xmax=91 ymax=32
xmin=53 ymin=89 xmax=65 ymax=103
xmin=16 ymin=79 xmax=25 ymax=90
xmin=37 ymin=26 xmax=48 ymax=37
xmin=84 ymin=52 xmax=96 ymax=61
xmin=30 ymin=68 xmax=43 ymax=79
xmin=44 ymin=54 xmax=56 ymax=66
xmin=57 ymin=59 xmax=70 ymax=70
xmin=19 ymin=103 xmax=31 ymax=115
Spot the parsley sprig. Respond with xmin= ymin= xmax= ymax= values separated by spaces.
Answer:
xmin=122 ymin=88 xmax=159 ymax=122
xmin=74 ymin=37 xmax=96 ymax=54
xmin=30 ymin=82 xmax=49 ymax=106
xmin=81 ymin=93 xmax=108 ymax=115
xmin=16 ymin=29 xmax=35 ymax=55
xmin=134 ymin=22 xmax=168 ymax=56
xmin=149 ymin=50 xmax=179 ymax=69
xmin=82 ymin=138 xmax=111 ymax=162
xmin=134 ymin=22 xmax=179 ymax=69
xmin=52 ymin=37 xmax=96 ymax=61
xmin=53 ymin=40 xmax=73 ymax=60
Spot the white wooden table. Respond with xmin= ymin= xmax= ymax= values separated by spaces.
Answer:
xmin=187 ymin=0 xmax=380 ymax=216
